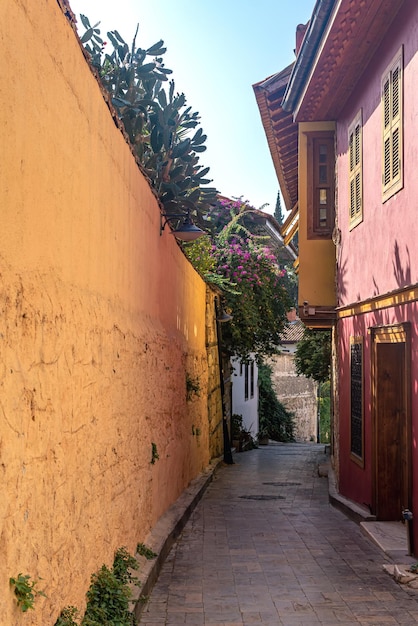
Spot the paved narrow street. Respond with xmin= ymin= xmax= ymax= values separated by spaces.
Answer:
xmin=140 ymin=443 xmax=418 ymax=625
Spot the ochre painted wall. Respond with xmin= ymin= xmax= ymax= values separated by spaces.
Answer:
xmin=1 ymin=1 xmax=219 ymax=623
xmin=298 ymin=122 xmax=336 ymax=311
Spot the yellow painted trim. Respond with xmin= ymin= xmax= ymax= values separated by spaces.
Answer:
xmin=283 ymin=219 xmax=299 ymax=245
xmin=337 ymin=284 xmax=418 ymax=318
xmin=371 ymin=323 xmax=409 ymax=343
xmin=281 ymin=201 xmax=299 ymax=235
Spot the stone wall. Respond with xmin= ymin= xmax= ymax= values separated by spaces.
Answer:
xmin=269 ymin=353 xmax=317 ymax=442
xmin=206 ymin=290 xmax=225 ymax=459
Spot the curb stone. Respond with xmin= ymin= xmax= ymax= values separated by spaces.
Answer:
xmin=131 ymin=456 xmax=223 ymax=621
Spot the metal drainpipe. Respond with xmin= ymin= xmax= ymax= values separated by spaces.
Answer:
xmin=215 ymin=297 xmax=234 ymax=465
xmin=282 ymin=0 xmax=337 ymax=114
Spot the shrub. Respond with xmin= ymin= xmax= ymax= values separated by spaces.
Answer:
xmin=81 ymin=548 xmax=138 ymax=626
xmin=258 ymin=363 xmax=294 ymax=442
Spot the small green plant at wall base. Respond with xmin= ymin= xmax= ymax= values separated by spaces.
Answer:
xmin=136 ymin=543 xmax=157 ymax=560
xmin=54 ymin=606 xmax=80 ymax=626
xmin=151 ymin=442 xmax=159 ymax=464
xmin=9 ymin=573 xmax=46 ymax=612
xmin=186 ymin=373 xmax=201 ymax=400
xmin=113 ymin=547 xmax=139 ymax=585
xmin=54 ymin=548 xmax=140 ymax=626
xmin=82 ymin=565 xmax=133 ymax=626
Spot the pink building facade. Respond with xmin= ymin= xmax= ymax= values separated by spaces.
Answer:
xmin=335 ymin=0 xmax=418 ymax=538
xmin=256 ymin=0 xmax=418 ymax=552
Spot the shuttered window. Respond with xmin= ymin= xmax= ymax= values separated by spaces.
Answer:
xmin=348 ymin=111 xmax=363 ymax=228
xmin=382 ymin=47 xmax=403 ymax=201
xmin=243 ymin=360 xmax=255 ymax=401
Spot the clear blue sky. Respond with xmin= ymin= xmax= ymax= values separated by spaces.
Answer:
xmin=69 ymin=0 xmax=315 ymax=213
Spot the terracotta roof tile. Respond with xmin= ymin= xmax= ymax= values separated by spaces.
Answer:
xmin=280 ymin=319 xmax=305 ymax=344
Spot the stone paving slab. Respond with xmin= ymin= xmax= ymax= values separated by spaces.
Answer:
xmin=360 ymin=521 xmax=411 ymax=561
xmin=138 ymin=443 xmax=418 ymax=625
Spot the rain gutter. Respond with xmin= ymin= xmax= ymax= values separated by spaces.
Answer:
xmin=282 ymin=0 xmax=337 ymax=116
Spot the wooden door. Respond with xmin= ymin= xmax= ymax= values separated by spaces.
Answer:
xmin=372 ymin=325 xmax=410 ymax=521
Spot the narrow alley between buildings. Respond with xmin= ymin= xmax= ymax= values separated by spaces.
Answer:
xmin=139 ymin=443 xmax=418 ymax=625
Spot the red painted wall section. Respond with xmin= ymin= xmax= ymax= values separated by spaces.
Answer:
xmin=338 ymin=304 xmax=418 ymax=517
xmin=336 ymin=0 xmax=418 ymax=309
xmin=337 ymin=317 xmax=372 ymax=509
xmin=334 ymin=0 xmax=418 ymax=538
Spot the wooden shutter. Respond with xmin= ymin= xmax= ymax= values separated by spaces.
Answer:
xmin=382 ymin=48 xmax=403 ymax=201
xmin=349 ymin=111 xmax=362 ymax=228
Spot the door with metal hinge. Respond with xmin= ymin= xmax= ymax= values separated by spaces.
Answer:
xmin=372 ymin=324 xmax=411 ymax=522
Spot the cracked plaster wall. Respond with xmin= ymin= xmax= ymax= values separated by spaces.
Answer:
xmin=0 ymin=1 xmax=216 ymax=623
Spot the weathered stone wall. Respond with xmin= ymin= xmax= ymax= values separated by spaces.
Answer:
xmin=269 ymin=353 xmax=317 ymax=442
xmin=0 ymin=1 xmax=219 ymax=623
xmin=206 ymin=290 xmax=224 ymax=459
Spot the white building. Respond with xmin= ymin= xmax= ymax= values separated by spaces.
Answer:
xmin=231 ymin=355 xmax=259 ymax=437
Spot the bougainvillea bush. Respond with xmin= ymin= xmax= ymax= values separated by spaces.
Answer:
xmin=185 ymin=199 xmax=292 ymax=360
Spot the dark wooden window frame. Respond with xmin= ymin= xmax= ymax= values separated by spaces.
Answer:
xmin=244 ymin=363 xmax=249 ymax=401
xmin=250 ymin=361 xmax=254 ymax=399
xmin=350 ymin=336 xmax=364 ymax=467
xmin=305 ymin=130 xmax=335 ymax=239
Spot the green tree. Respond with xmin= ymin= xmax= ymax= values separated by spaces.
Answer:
xmin=295 ymin=328 xmax=331 ymax=444
xmin=294 ymin=328 xmax=331 ymax=383
xmin=274 ymin=190 xmax=285 ymax=226
xmin=258 ymin=363 xmax=294 ymax=442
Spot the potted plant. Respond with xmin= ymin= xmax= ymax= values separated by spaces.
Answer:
xmin=257 ymin=428 xmax=270 ymax=446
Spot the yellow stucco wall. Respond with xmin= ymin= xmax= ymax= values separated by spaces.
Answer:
xmin=298 ymin=121 xmax=336 ymax=310
xmin=1 ymin=1 xmax=219 ymax=623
